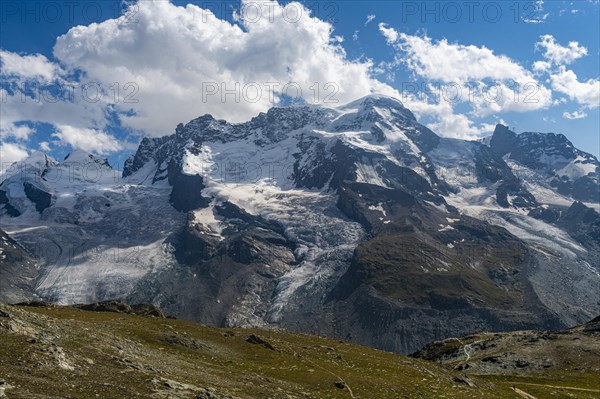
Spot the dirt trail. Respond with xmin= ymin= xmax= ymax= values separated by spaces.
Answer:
xmin=511 ymin=387 xmax=537 ymax=399
xmin=510 ymin=382 xmax=600 ymax=393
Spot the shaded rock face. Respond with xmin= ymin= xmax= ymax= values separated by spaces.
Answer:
xmin=124 ymin=122 xmax=214 ymax=212
xmin=325 ymin=294 xmax=563 ymax=355
xmin=122 ymin=136 xmax=169 ymax=178
xmin=23 ymin=182 xmax=53 ymax=213
xmin=572 ymin=175 xmax=600 ymax=202
xmin=128 ymin=198 xmax=296 ymax=328
xmin=168 ymin=170 xmax=209 ymax=212
xmin=0 ymin=190 xmax=21 ymax=217
xmin=489 ymin=124 xmax=518 ymax=159
xmin=179 ymin=213 xmax=220 ymax=263
xmin=293 ymin=139 xmax=445 ymax=205
xmin=177 ymin=201 xmax=289 ymax=264
xmin=472 ymin=143 xmax=537 ymax=208
xmin=557 ymin=202 xmax=600 ymax=254
xmin=0 ymin=228 xmax=38 ymax=303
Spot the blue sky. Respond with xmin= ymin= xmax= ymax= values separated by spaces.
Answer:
xmin=1 ymin=0 xmax=599 ymax=169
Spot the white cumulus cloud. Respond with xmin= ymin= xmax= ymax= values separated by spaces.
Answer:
xmin=52 ymin=0 xmax=395 ymax=137
xmin=551 ymin=66 xmax=600 ymax=108
xmin=0 ymin=50 xmax=58 ymax=81
xmin=52 ymin=125 xmax=123 ymax=154
xmin=532 ymin=60 xmax=551 ymax=73
xmin=39 ymin=142 xmax=51 ymax=152
xmin=563 ymin=110 xmax=588 ymax=119
xmin=0 ymin=142 xmax=29 ymax=166
xmin=536 ymin=34 xmax=588 ymax=65
xmin=1 ymin=123 xmax=35 ymax=141
xmin=401 ymin=91 xmax=498 ymax=140
xmin=395 ymin=34 xmax=536 ymax=84
xmin=378 ymin=23 xmax=399 ymax=44
xmin=381 ymin=31 xmax=552 ymax=119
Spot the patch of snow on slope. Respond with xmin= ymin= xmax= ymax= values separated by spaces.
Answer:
xmin=557 ymin=156 xmax=597 ymax=180
xmin=192 ymin=201 xmax=224 ymax=239
xmin=506 ymin=160 xmax=576 ymax=206
xmin=429 ymin=138 xmax=480 ymax=189
xmin=183 ymin=146 xmax=214 ymax=176
xmin=461 ymin=206 xmax=585 ymax=258
xmin=354 ymin=161 xmax=388 ymax=187
xmin=438 ymin=225 xmax=454 ymax=232
xmin=368 ymin=203 xmax=387 ymax=216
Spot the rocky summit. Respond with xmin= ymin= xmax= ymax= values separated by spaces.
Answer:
xmin=1 ymin=94 xmax=600 ymax=356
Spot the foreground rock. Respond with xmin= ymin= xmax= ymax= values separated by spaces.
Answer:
xmin=74 ymin=300 xmax=166 ymax=318
xmin=412 ymin=316 xmax=600 ymax=397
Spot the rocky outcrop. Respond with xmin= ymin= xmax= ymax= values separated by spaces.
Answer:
xmin=168 ymin=170 xmax=209 ymax=212
xmin=130 ymin=199 xmax=296 ymax=328
xmin=529 ymin=201 xmax=600 ymax=256
xmin=557 ymin=202 xmax=600 ymax=252
xmin=75 ymin=300 xmax=166 ymax=317
xmin=489 ymin=124 xmax=518 ymax=159
xmin=122 ymin=136 xmax=168 ymax=178
xmin=23 ymin=182 xmax=53 ymax=213
xmin=413 ymin=316 xmax=600 ymax=376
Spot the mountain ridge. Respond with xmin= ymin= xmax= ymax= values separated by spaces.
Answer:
xmin=1 ymin=94 xmax=599 ymax=354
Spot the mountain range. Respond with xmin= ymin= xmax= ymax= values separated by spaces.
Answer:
xmin=1 ymin=94 xmax=599 ymax=354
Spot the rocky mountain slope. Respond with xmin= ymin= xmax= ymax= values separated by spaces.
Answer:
xmin=413 ymin=315 xmax=600 ymax=398
xmin=1 ymin=302 xmax=599 ymax=398
xmin=0 ymin=228 xmax=38 ymax=303
xmin=1 ymin=94 xmax=599 ymax=354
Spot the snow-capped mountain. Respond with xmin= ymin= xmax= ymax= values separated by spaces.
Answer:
xmin=490 ymin=124 xmax=599 ymax=203
xmin=1 ymin=94 xmax=599 ymax=353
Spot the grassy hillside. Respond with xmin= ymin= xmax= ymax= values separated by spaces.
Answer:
xmin=414 ymin=318 xmax=600 ymax=399
xmin=0 ymin=303 xmax=598 ymax=398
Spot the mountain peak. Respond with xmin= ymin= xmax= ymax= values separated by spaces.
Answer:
xmin=63 ymin=149 xmax=112 ymax=168
xmin=340 ymin=93 xmax=407 ymax=111
xmin=17 ymin=151 xmax=57 ymax=167
xmin=492 ymin=123 xmax=514 ymax=134
xmin=1 ymin=151 xmax=58 ymax=181
xmin=490 ymin=124 xmax=518 ymax=158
